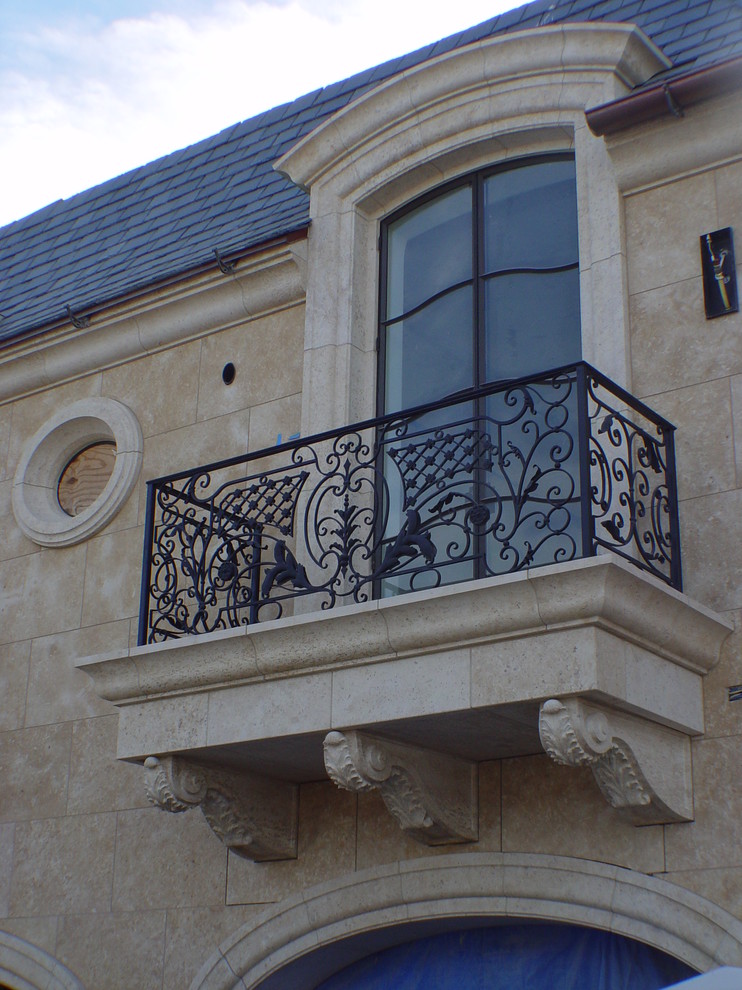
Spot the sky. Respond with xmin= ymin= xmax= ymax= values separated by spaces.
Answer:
xmin=0 ymin=0 xmax=524 ymax=228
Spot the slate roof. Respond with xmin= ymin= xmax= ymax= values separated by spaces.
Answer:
xmin=1 ymin=0 xmax=741 ymax=344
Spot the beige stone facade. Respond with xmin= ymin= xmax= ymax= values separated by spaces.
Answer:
xmin=1 ymin=11 xmax=742 ymax=990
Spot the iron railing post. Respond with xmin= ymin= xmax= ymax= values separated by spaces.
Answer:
xmin=664 ymin=423 xmax=683 ymax=592
xmin=137 ymin=480 xmax=157 ymax=646
xmin=575 ymin=363 xmax=595 ymax=560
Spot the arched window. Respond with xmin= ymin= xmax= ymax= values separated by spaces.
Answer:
xmin=376 ymin=156 xmax=583 ymax=591
xmin=379 ymin=154 xmax=580 ymax=414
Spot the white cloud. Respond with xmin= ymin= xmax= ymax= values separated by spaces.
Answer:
xmin=0 ymin=0 xmax=518 ymax=226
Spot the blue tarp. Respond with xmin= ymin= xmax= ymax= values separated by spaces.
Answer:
xmin=316 ymin=924 xmax=696 ymax=990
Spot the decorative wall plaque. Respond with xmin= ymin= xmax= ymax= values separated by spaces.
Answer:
xmin=700 ymin=227 xmax=738 ymax=318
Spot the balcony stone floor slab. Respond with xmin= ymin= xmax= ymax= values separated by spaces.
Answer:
xmin=79 ymin=555 xmax=732 ymax=785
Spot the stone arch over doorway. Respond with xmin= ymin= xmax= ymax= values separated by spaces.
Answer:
xmin=191 ymin=853 xmax=742 ymax=990
xmin=0 ymin=930 xmax=84 ymax=990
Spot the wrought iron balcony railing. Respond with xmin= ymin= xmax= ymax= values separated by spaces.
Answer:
xmin=138 ymin=363 xmax=681 ymax=645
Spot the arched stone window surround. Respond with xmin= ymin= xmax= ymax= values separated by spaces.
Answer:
xmin=12 ymin=397 xmax=143 ymax=548
xmin=0 ymin=930 xmax=85 ymax=990
xmin=275 ymin=22 xmax=671 ymax=436
xmin=191 ymin=853 xmax=742 ymax=990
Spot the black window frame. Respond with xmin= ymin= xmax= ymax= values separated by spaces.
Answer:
xmin=376 ymin=151 xmax=580 ymax=417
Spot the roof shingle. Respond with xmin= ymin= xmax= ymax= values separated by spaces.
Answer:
xmin=0 ymin=0 xmax=740 ymax=344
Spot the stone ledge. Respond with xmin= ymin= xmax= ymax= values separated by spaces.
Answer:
xmin=78 ymin=556 xmax=731 ymax=778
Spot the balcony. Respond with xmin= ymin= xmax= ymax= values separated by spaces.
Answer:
xmin=80 ymin=363 xmax=731 ymax=859
xmin=138 ymin=362 xmax=681 ymax=645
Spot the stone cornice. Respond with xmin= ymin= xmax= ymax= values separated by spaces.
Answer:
xmin=0 ymin=240 xmax=307 ymax=405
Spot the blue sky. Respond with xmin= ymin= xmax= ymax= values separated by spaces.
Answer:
xmin=0 ymin=0 xmax=521 ymax=227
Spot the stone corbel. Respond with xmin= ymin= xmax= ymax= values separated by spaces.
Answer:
xmin=538 ymin=698 xmax=694 ymax=825
xmin=323 ymin=730 xmax=478 ymax=845
xmin=143 ymin=755 xmax=298 ymax=861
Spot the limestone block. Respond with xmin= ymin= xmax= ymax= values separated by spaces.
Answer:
xmin=101 ymin=340 xmax=201 ymax=438
xmin=206 ymin=672 xmax=332 ymax=747
xmin=731 ymin=374 xmax=742 ymax=489
xmin=625 ymin=172 xmax=717 ymax=295
xmin=715 ymin=160 xmax=742 ymax=235
xmin=702 ymin=608 xmax=742 ymax=739
xmin=9 ymin=813 xmax=116 ymax=915
xmin=0 ymin=479 xmax=37 ymax=562
xmin=226 ymin=781 xmax=356 ymax=906
xmin=0 ymin=917 xmax=58 ymax=956
xmin=67 ymin=714 xmax=150 ymax=814
xmin=501 ymin=753 xmax=664 ymax=873
xmin=665 ymin=735 xmax=742 ymax=872
xmin=26 ymin=622 xmax=126 ymax=727
xmin=579 ymin=254 xmax=631 ymax=389
xmin=630 ymin=278 xmax=742 ymax=396
xmin=112 ymin=805 xmax=226 ymax=911
xmin=660 ymin=867 xmax=742 ymax=920
xmin=0 ymin=821 xmax=13 ymax=915
xmin=197 ymin=306 xmax=304 ymax=423
xmin=0 ymin=545 xmax=86 ymax=646
xmin=0 ymin=403 xmax=11 ymax=483
xmin=0 ymin=722 xmax=72 ymax=823
xmin=6 ymin=375 xmax=102 ymax=480
xmin=117 ymin=692 xmax=210 ymax=758
xmin=56 ymin=909 xmax=167 ymax=990
xmin=247 ymin=392 xmax=301 ymax=454
xmin=0 ymin=640 xmax=30 ymax=731
xmin=645 ymin=378 xmax=735 ymax=501
xmin=330 ymin=650 xmax=471 ymax=728
xmin=80 ymin=526 xmax=143 ymax=627
xmin=680 ymin=489 xmax=742 ymax=612
xmin=163 ymin=905 xmax=262 ymax=990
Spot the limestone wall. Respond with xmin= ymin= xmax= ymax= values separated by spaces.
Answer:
xmin=0 ymin=288 xmax=306 ymax=989
xmin=1 ymin=95 xmax=741 ymax=990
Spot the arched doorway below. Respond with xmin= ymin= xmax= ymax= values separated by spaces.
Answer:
xmin=314 ymin=923 xmax=695 ymax=990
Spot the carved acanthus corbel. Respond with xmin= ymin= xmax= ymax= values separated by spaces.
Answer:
xmin=143 ymin=755 xmax=298 ymax=861
xmin=538 ymin=698 xmax=693 ymax=825
xmin=323 ymin=730 xmax=477 ymax=845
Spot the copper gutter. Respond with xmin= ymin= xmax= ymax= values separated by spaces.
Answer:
xmin=586 ymin=55 xmax=742 ymax=136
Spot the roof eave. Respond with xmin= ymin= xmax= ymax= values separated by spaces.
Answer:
xmin=0 ymin=225 xmax=310 ymax=350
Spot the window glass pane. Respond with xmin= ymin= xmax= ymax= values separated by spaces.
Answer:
xmin=484 ymin=268 xmax=581 ymax=382
xmin=384 ymin=285 xmax=473 ymax=413
xmin=483 ymin=159 xmax=578 ymax=272
xmin=386 ymin=185 xmax=472 ymax=320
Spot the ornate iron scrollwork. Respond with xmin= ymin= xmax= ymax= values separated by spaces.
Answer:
xmin=140 ymin=363 xmax=680 ymax=644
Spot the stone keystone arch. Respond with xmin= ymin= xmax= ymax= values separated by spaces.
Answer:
xmin=191 ymin=853 xmax=742 ymax=990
